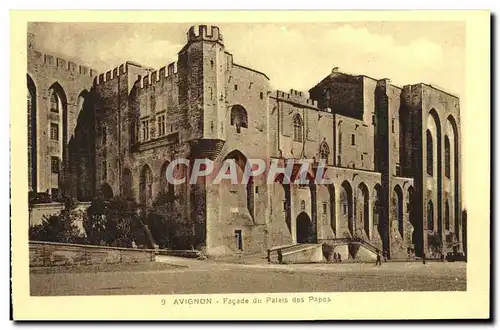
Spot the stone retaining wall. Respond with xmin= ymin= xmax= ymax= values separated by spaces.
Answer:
xmin=29 ymin=241 xmax=156 ymax=267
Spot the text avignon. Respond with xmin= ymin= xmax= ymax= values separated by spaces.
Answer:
xmin=173 ymin=298 xmax=213 ymax=305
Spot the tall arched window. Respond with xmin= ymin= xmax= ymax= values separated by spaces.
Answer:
xmin=293 ymin=114 xmax=303 ymax=142
xmin=319 ymin=142 xmax=330 ymax=162
xmin=230 ymin=105 xmax=248 ymax=133
xmin=427 ymin=200 xmax=434 ymax=231
xmin=445 ymin=135 xmax=451 ymax=179
xmin=426 ymin=130 xmax=433 ymax=176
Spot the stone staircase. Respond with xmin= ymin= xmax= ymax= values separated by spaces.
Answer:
xmin=267 ymin=243 xmax=323 ymax=264
xmin=325 ymin=237 xmax=380 ymax=262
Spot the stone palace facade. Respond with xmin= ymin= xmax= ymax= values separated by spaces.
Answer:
xmin=27 ymin=25 xmax=463 ymax=258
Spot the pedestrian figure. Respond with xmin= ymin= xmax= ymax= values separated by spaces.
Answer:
xmin=383 ymin=250 xmax=388 ymax=262
xmin=375 ymin=249 xmax=382 ymax=266
xmin=338 ymin=253 xmax=342 ymax=264
xmin=332 ymin=252 xmax=338 ymax=264
xmin=422 ymin=253 xmax=426 ymax=264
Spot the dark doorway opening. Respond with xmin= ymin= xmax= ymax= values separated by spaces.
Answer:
xmin=296 ymin=212 xmax=316 ymax=243
xmin=234 ymin=230 xmax=243 ymax=252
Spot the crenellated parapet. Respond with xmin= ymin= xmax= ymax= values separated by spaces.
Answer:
xmin=136 ymin=62 xmax=178 ymax=91
xmin=28 ymin=48 xmax=96 ymax=78
xmin=274 ymin=89 xmax=329 ymax=111
xmin=186 ymin=25 xmax=224 ymax=45
xmin=93 ymin=63 xmax=128 ymax=86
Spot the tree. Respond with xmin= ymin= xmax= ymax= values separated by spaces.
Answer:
xmin=85 ymin=195 xmax=143 ymax=248
xmin=144 ymin=190 xmax=196 ymax=250
xmin=28 ymin=195 xmax=87 ymax=244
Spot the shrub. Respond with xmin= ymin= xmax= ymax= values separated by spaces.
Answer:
xmin=85 ymin=195 xmax=146 ymax=248
xmin=144 ymin=190 xmax=196 ymax=250
xmin=28 ymin=195 xmax=87 ymax=244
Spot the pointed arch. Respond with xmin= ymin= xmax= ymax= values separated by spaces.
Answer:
xmin=296 ymin=212 xmax=315 ymax=243
xmin=293 ymin=114 xmax=303 ymax=142
xmin=48 ymin=82 xmax=69 ymax=170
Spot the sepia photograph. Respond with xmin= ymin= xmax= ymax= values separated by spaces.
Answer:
xmin=11 ymin=10 xmax=490 ymax=320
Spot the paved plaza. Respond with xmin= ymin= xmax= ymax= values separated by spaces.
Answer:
xmin=30 ymin=256 xmax=466 ymax=296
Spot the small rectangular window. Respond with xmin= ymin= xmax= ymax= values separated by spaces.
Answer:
xmin=50 ymin=123 xmax=59 ymax=141
xmin=322 ymin=202 xmax=327 ymax=214
xmin=283 ymin=200 xmax=287 ymax=211
xmin=342 ymin=204 xmax=347 ymax=215
xmin=157 ymin=115 xmax=166 ymax=137
xmin=51 ymin=156 xmax=59 ymax=174
xmin=372 ymin=114 xmax=376 ymax=125
xmin=260 ymin=92 xmax=263 ymax=99
xmin=351 ymin=134 xmax=355 ymax=145
xmin=392 ymin=118 xmax=395 ymax=133
xmin=234 ymin=84 xmax=238 ymax=91
xmin=255 ymin=186 xmax=259 ymax=194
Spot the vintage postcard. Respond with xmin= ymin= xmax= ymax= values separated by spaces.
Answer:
xmin=10 ymin=10 xmax=490 ymax=320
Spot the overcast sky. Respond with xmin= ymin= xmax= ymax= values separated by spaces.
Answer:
xmin=28 ymin=22 xmax=470 ymax=204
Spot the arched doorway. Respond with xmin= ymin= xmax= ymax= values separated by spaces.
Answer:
xmin=296 ymin=212 xmax=315 ymax=243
